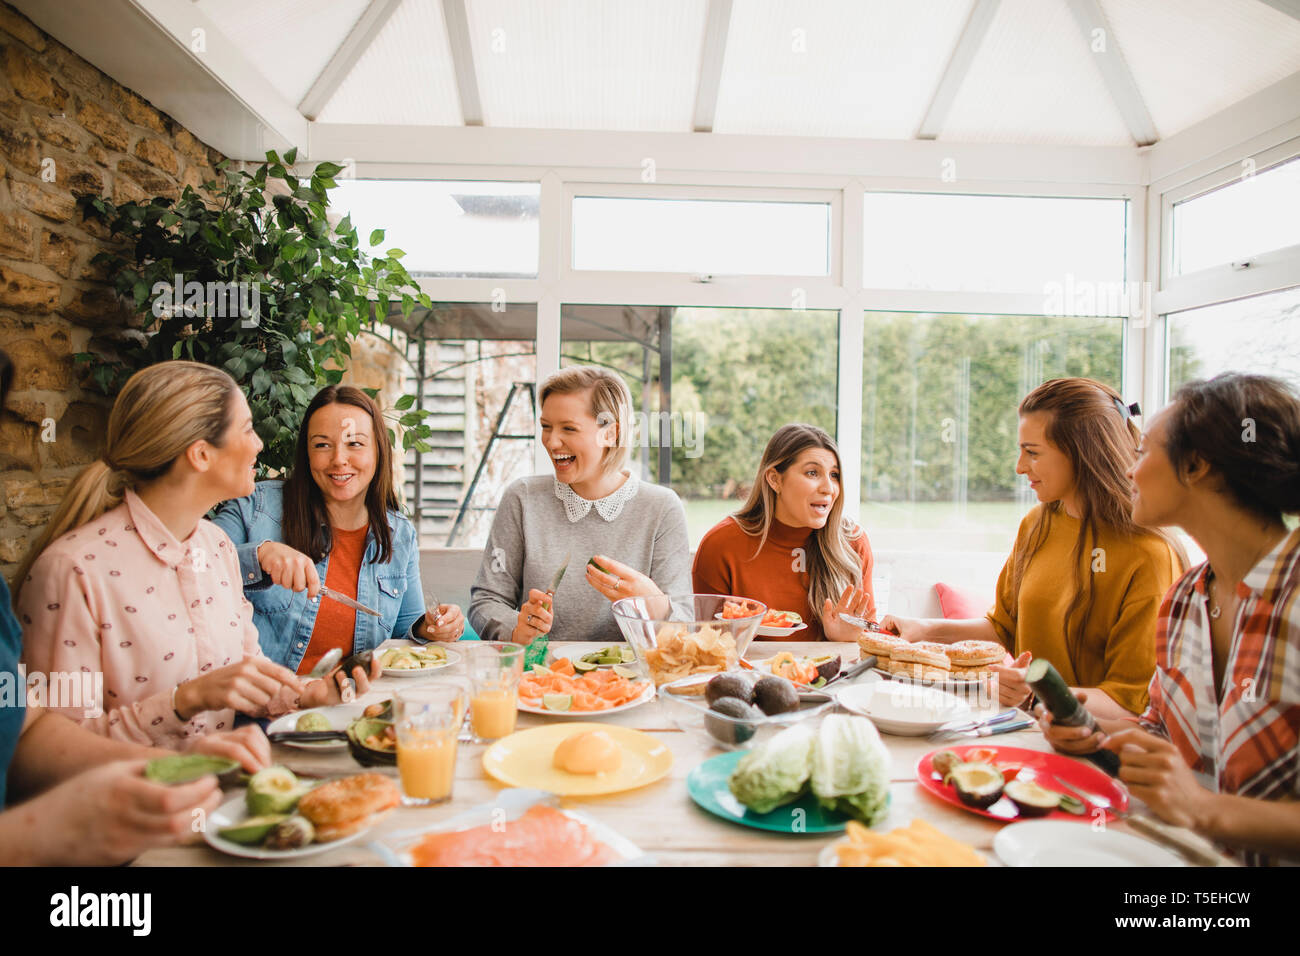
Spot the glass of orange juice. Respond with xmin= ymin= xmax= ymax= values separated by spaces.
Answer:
xmin=394 ymin=683 xmax=466 ymax=806
xmin=465 ymin=642 xmax=525 ymax=742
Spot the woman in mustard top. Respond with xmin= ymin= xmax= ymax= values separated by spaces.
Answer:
xmin=883 ymin=379 xmax=1184 ymax=717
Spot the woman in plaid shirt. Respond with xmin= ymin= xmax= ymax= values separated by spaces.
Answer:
xmin=1041 ymin=373 xmax=1300 ymax=864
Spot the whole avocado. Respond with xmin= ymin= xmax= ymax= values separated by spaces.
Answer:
xmin=705 ymin=696 xmax=764 ymax=745
xmin=752 ymin=676 xmax=800 ymax=715
xmin=705 ymin=673 xmax=754 ymax=705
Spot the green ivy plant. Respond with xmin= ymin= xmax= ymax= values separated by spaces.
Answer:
xmin=75 ymin=147 xmax=434 ymax=474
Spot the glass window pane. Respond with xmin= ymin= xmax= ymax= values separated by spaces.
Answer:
xmin=863 ymin=193 xmax=1127 ymax=294
xmin=1167 ymin=287 xmax=1300 ymax=395
xmin=861 ymin=312 xmax=1123 ymax=551
xmin=1171 ymin=158 xmax=1300 ymax=277
xmin=571 ymin=197 xmax=831 ymax=275
xmin=330 ymin=180 xmax=539 ymax=278
xmin=561 ymin=306 xmax=838 ymax=546
xmin=388 ymin=303 xmax=538 ymax=548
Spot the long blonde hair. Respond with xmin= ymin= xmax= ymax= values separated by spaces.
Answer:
xmin=13 ymin=361 xmax=240 ymax=600
xmin=732 ymin=424 xmax=862 ymax=624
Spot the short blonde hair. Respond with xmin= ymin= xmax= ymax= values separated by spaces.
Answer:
xmin=539 ymin=366 xmax=633 ymax=476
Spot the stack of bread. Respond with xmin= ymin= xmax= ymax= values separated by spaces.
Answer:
xmin=856 ymin=632 xmax=1004 ymax=682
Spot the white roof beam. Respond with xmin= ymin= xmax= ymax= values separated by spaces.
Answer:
xmin=915 ymin=0 xmax=1000 ymax=140
xmin=442 ymin=0 xmax=484 ymax=126
xmin=692 ymin=0 xmax=733 ymax=133
xmin=1064 ymin=0 xmax=1159 ymax=146
xmin=298 ymin=0 xmax=403 ymax=121
xmin=1256 ymin=0 xmax=1300 ymax=22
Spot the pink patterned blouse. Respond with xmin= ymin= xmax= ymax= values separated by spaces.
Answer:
xmin=17 ymin=489 xmax=277 ymax=747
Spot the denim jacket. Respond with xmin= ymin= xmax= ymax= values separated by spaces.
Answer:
xmin=212 ymin=481 xmax=429 ymax=673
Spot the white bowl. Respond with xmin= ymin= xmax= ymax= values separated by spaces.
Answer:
xmin=834 ymin=681 xmax=970 ymax=736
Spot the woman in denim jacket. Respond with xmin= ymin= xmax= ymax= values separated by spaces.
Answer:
xmin=213 ymin=386 xmax=470 ymax=676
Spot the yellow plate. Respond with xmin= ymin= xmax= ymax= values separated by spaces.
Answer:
xmin=482 ymin=723 xmax=674 ymax=796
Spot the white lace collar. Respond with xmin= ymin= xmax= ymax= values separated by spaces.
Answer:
xmin=554 ymin=470 xmax=639 ymax=523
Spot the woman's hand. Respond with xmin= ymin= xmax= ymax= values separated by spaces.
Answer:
xmin=877 ymin=614 xmax=927 ymax=641
xmin=37 ymin=759 xmax=223 ymax=866
xmin=256 ymin=540 xmax=321 ymax=598
xmin=585 ymin=555 xmax=661 ymax=603
xmin=420 ymin=603 xmax=467 ymax=642
xmin=821 ymin=586 xmax=875 ymax=642
xmin=512 ymin=589 xmax=554 ymax=646
xmin=174 ymin=657 xmax=304 ymax=719
xmin=184 ymin=724 xmax=272 ymax=773
xmin=1035 ymin=690 xmax=1107 ymax=755
xmin=298 ymin=654 xmax=383 ymax=709
xmin=1108 ymin=728 xmax=1216 ymax=831
xmin=990 ymin=650 xmax=1033 ymax=707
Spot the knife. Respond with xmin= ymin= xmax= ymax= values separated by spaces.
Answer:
xmin=307 ymin=647 xmax=343 ymax=679
xmin=931 ymin=714 xmax=1034 ymax=741
xmin=821 ymin=655 xmax=877 ymax=689
xmin=546 ymin=552 xmax=570 ymax=601
xmin=319 ymin=585 xmax=381 ymax=618
xmin=839 ymin=612 xmax=891 ymax=633
xmin=932 ymin=709 xmax=1018 ymax=737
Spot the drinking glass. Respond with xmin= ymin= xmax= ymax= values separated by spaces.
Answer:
xmin=465 ymin=642 xmax=524 ymax=742
xmin=394 ymin=682 xmax=466 ymax=806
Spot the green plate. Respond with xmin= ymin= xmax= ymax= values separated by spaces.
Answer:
xmin=687 ymin=750 xmax=870 ymax=834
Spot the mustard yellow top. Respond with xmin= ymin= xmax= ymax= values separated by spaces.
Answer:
xmin=986 ymin=504 xmax=1181 ymax=715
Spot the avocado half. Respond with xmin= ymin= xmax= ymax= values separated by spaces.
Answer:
xmin=949 ymin=762 xmax=1005 ymax=809
xmin=1005 ymin=779 xmax=1061 ymax=817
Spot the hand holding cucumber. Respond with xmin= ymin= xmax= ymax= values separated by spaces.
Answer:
xmin=585 ymin=554 xmax=661 ymax=602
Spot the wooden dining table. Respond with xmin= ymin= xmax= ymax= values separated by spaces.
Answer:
xmin=133 ymin=641 xmax=1127 ymax=867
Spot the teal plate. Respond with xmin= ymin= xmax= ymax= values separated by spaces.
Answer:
xmin=687 ymin=750 xmax=861 ymax=834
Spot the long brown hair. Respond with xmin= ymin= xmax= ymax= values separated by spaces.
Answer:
xmin=13 ymin=361 xmax=240 ymax=600
xmin=281 ymin=385 xmax=399 ymax=564
xmin=732 ymin=424 xmax=863 ymax=624
xmin=1012 ymin=378 xmax=1184 ymax=663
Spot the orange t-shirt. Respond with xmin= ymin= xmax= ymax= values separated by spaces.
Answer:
xmin=298 ymin=524 xmax=369 ymax=676
xmin=691 ymin=516 xmax=875 ymax=641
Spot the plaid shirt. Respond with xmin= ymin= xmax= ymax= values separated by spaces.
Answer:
xmin=1140 ymin=528 xmax=1300 ymax=865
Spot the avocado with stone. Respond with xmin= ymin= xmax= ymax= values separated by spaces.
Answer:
xmin=245 ymin=766 xmax=309 ymax=816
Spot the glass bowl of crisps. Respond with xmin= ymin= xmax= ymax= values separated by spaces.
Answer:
xmin=657 ymin=671 xmax=833 ymax=751
xmin=611 ymin=594 xmax=765 ymax=689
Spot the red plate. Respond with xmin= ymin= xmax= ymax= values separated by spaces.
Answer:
xmin=916 ymin=745 xmax=1127 ymax=823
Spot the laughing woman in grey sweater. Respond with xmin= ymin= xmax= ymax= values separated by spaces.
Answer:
xmin=468 ymin=367 xmax=692 ymax=644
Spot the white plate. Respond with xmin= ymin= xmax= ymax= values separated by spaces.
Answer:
xmin=712 ymin=611 xmax=806 ymax=639
xmin=267 ymin=703 xmax=366 ymax=751
xmin=370 ymin=789 xmax=647 ymax=866
xmin=377 ymin=640 xmax=462 ymax=678
xmin=994 ymin=821 xmax=1186 ymax=867
xmin=835 ymin=681 xmax=971 ymax=736
xmin=872 ymin=666 xmax=994 ymax=696
xmin=550 ymin=645 xmax=638 ymax=669
xmin=203 ymin=793 xmax=382 ymax=860
xmin=516 ymin=679 xmax=657 ymax=717
xmin=756 ymin=621 xmax=808 ymax=638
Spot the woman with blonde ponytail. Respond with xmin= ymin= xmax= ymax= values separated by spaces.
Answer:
xmin=692 ymin=424 xmax=876 ymax=642
xmin=16 ymin=361 xmax=374 ymax=749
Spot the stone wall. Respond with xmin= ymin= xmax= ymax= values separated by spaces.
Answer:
xmin=0 ymin=3 xmax=225 ymax=577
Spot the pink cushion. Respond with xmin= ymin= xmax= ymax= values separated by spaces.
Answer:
xmin=934 ymin=582 xmax=992 ymax=619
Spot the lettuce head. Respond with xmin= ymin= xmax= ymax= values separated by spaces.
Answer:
xmin=727 ymin=722 xmax=815 ymax=814
xmin=810 ymin=714 xmax=891 ymax=824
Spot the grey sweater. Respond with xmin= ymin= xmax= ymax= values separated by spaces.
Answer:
xmin=468 ymin=474 xmax=692 ymax=643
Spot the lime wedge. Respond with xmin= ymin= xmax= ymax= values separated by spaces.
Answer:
xmin=612 ymin=665 xmax=640 ymax=680
xmin=620 ymin=647 xmax=636 ymax=663
xmin=529 ymin=663 xmax=552 ymax=675
xmin=573 ymin=659 xmax=599 ymax=673
xmin=542 ymin=693 xmax=572 ymax=712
